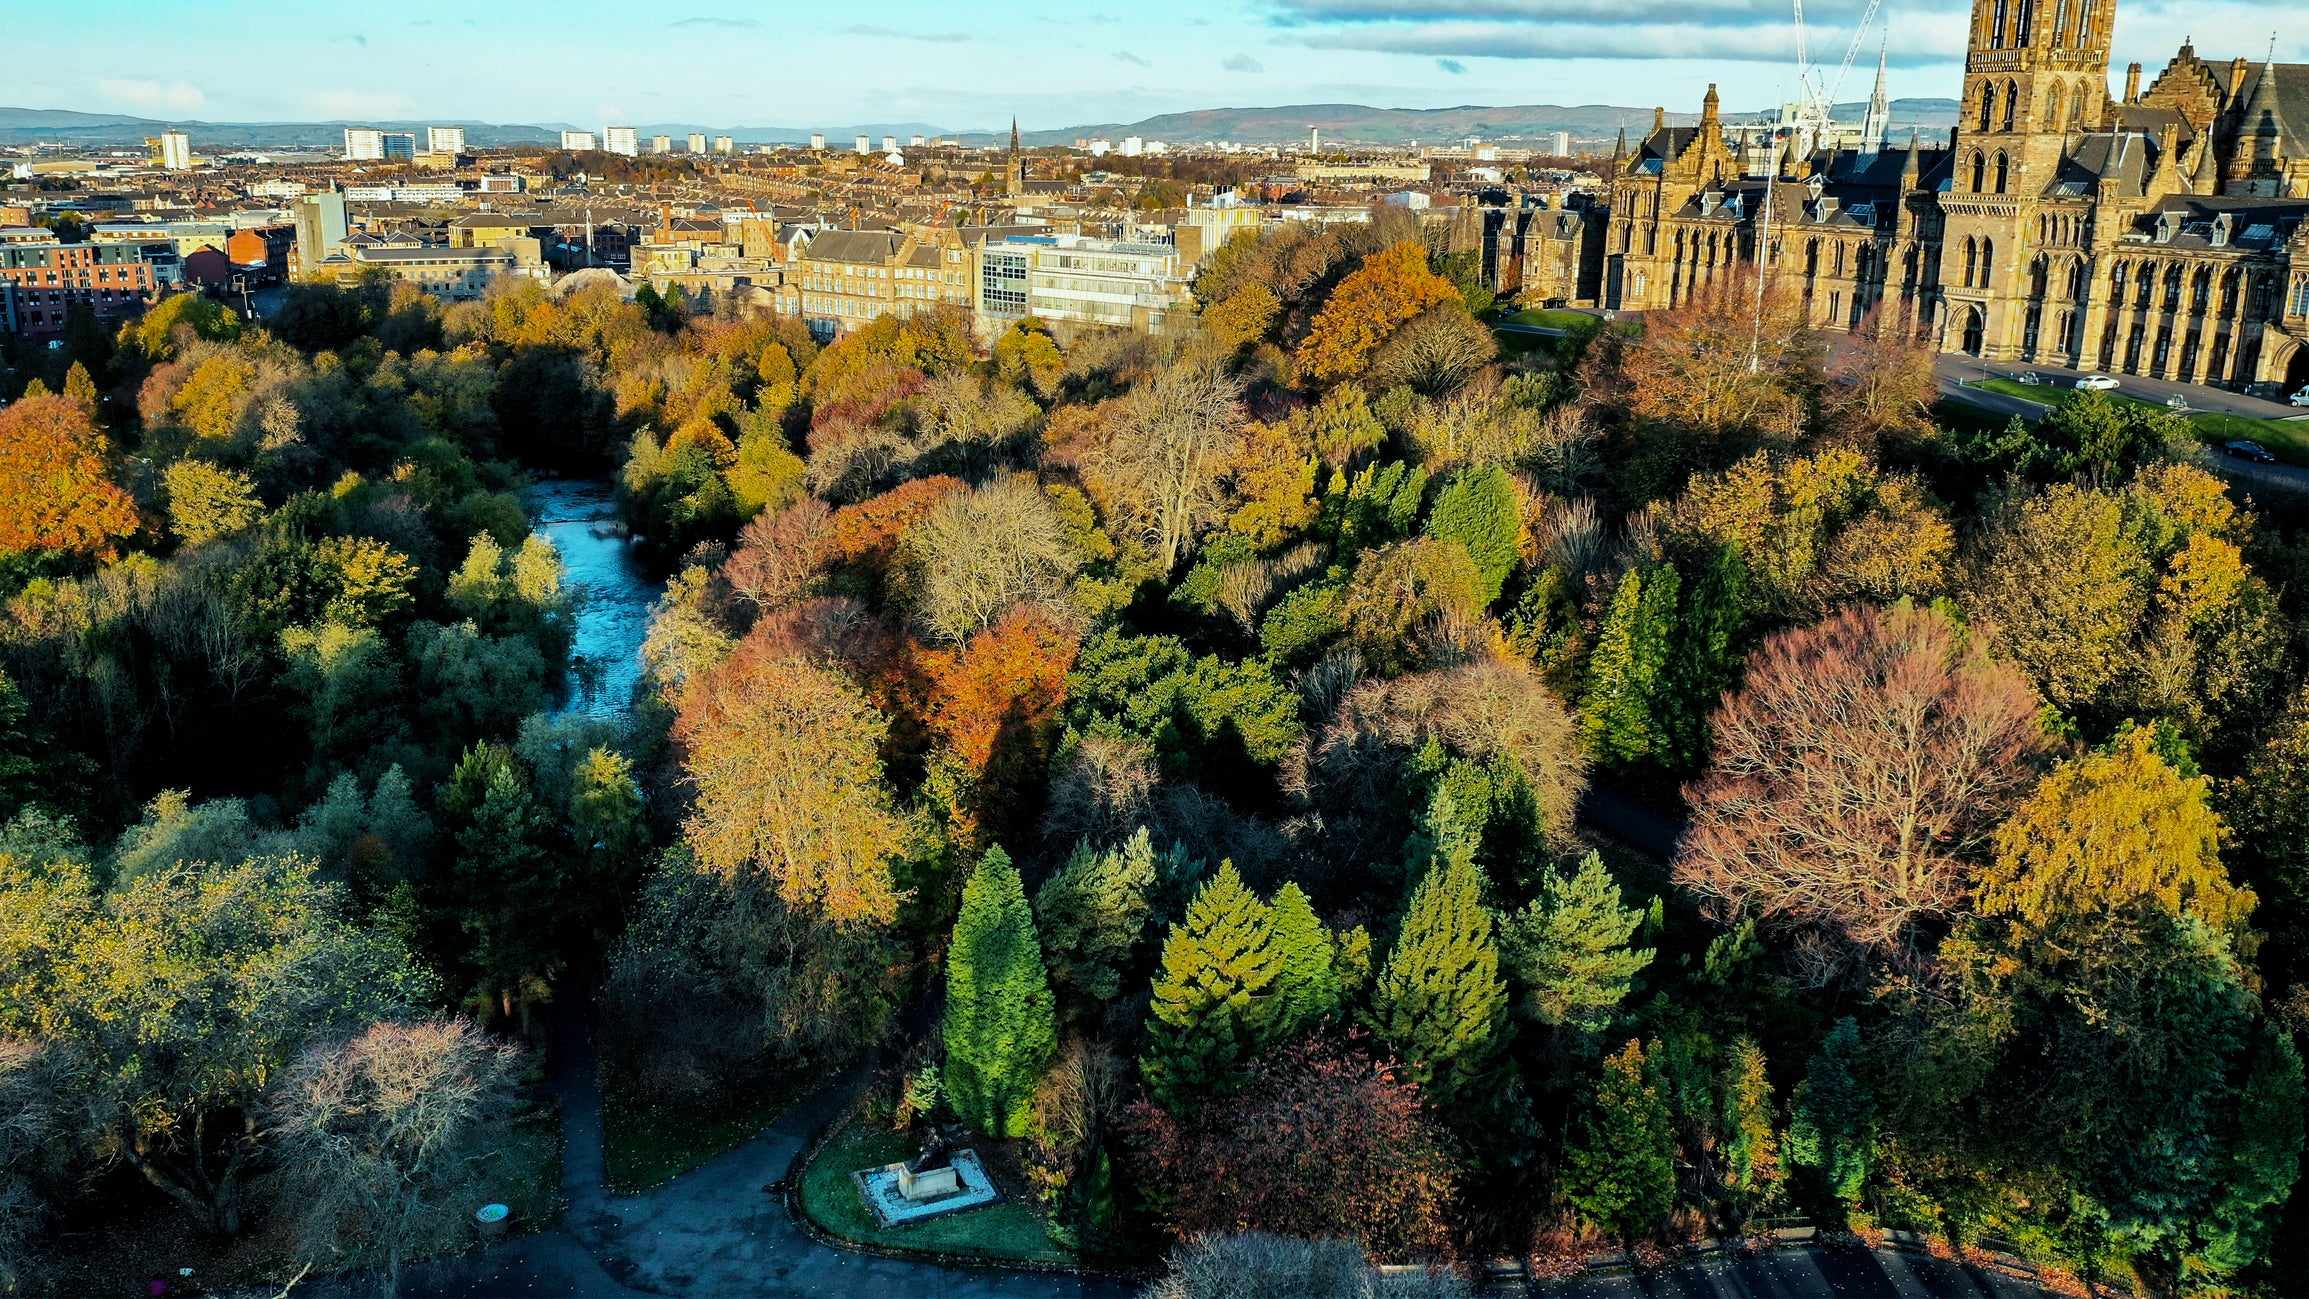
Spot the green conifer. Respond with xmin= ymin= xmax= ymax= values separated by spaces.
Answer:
xmin=1423 ymin=466 xmax=1522 ymax=606
xmin=1500 ymin=851 xmax=1653 ymax=1031
xmin=1367 ymin=796 xmax=1508 ymax=1114
xmin=1139 ymin=862 xmax=1282 ymax=1114
xmin=1787 ymin=1018 xmax=1875 ymax=1205
xmin=1578 ymin=563 xmax=1680 ymax=765
xmin=1661 ymin=544 xmax=1747 ymax=767
xmin=1268 ymin=881 xmax=1345 ymax=1040
xmin=1565 ymin=1039 xmax=1678 ymax=1239
xmin=1034 ymin=827 xmax=1157 ymax=1011
xmin=944 ymin=846 xmax=1058 ymax=1137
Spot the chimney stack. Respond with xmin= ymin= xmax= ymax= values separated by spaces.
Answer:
xmin=2124 ymin=62 xmax=2143 ymax=103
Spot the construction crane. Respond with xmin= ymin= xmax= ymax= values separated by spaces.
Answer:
xmin=1788 ymin=0 xmax=1887 ymax=154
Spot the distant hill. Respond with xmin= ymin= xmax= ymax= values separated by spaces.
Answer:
xmin=1 ymin=99 xmax=1960 ymax=152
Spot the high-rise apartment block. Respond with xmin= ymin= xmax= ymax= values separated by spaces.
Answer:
xmin=713 ymin=136 xmax=735 ymax=154
xmin=1551 ymin=131 xmax=1571 ymax=157
xmin=157 ymin=130 xmax=192 ymax=170
xmin=427 ymin=126 xmax=466 ymax=155
xmin=688 ymin=133 xmax=708 ymax=154
xmin=652 ymin=135 xmax=673 ymax=155
xmin=604 ymin=126 xmax=639 ymax=156
xmin=344 ymin=128 xmax=385 ymax=161
xmin=560 ymin=130 xmax=597 ymax=152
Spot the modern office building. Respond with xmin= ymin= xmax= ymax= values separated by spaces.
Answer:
xmin=603 ymin=126 xmax=640 ymax=157
xmin=380 ymin=132 xmax=415 ymax=161
xmin=972 ymin=234 xmax=1192 ymax=333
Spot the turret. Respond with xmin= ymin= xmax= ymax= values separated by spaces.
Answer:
xmin=2124 ymin=63 xmax=2143 ymax=104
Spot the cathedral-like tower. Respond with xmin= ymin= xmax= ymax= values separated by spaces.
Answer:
xmin=1862 ymin=43 xmax=1893 ymax=155
xmin=1939 ymin=0 xmax=2117 ymax=359
xmin=1005 ymin=118 xmax=1025 ymax=199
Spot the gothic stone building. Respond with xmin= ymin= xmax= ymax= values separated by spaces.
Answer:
xmin=1595 ymin=0 xmax=2309 ymax=397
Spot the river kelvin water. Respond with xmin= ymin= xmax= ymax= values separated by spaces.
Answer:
xmin=526 ymin=478 xmax=659 ymax=718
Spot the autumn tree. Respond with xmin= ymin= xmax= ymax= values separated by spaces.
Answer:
xmin=163 ymin=459 xmax=264 ymax=545
xmin=1365 ymin=305 xmax=1498 ymax=396
xmin=1088 ymin=364 xmax=1246 ymax=574
xmin=1819 ymin=305 xmax=1937 ymax=447
xmin=1616 ymin=270 xmax=1814 ymax=447
xmin=944 ymin=846 xmax=1058 ymax=1138
xmin=0 ymin=855 xmax=429 ymax=1235
xmin=899 ymin=476 xmax=1083 ymax=644
xmin=267 ymin=1019 xmax=527 ymax=1295
xmin=1295 ymin=242 xmax=1460 ymax=384
xmin=1126 ymin=1041 xmax=1457 ymax=1261
xmin=1677 ymin=603 xmax=2045 ymax=975
xmin=0 ymin=395 xmax=140 ymax=555
xmin=1977 ymin=725 xmax=2251 ymax=937
xmin=677 ymin=649 xmax=910 ymax=925
xmin=1720 ymin=1037 xmax=1781 ymax=1209
xmin=1338 ymin=537 xmax=1487 ymax=675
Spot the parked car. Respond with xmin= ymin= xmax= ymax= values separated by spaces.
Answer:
xmin=2016 ymin=371 xmax=2045 ymax=386
xmin=2165 ymin=393 xmax=2190 ymax=410
xmin=2291 ymin=386 xmax=2309 ymax=408
xmin=2074 ymin=373 xmax=2120 ymax=391
xmin=2223 ymin=440 xmax=2278 ymax=464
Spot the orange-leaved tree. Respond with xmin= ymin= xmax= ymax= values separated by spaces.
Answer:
xmin=0 ymin=394 xmax=141 ymax=555
xmin=920 ymin=604 xmax=1081 ymax=797
xmin=1616 ymin=269 xmax=1815 ymax=447
xmin=1294 ymin=242 xmax=1459 ymax=385
xmin=676 ymin=647 xmax=909 ymax=925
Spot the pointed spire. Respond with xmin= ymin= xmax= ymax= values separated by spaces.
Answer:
xmin=1653 ymin=106 xmax=1666 ymax=134
xmin=1901 ymin=128 xmax=1921 ymax=187
xmin=1702 ymin=83 xmax=1720 ymax=126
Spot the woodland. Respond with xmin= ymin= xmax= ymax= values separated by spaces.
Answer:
xmin=0 ymin=206 xmax=2303 ymax=1297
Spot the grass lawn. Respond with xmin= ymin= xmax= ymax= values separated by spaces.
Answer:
xmin=603 ymin=1082 xmax=799 ymax=1194
xmin=1958 ymin=378 xmax=2309 ymax=467
xmin=797 ymin=1120 xmax=1070 ymax=1265
xmin=1500 ymin=307 xmax=1601 ymax=332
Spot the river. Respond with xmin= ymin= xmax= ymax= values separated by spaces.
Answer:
xmin=527 ymin=479 xmax=659 ymax=719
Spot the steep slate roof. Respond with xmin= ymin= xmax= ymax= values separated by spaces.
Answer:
xmin=801 ymin=229 xmax=905 ymax=264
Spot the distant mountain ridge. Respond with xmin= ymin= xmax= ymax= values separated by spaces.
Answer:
xmin=1 ymin=99 xmax=1959 ymax=151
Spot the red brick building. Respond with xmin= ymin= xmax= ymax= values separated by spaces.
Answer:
xmin=0 ymin=241 xmax=158 ymax=342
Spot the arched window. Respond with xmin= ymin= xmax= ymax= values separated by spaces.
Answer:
xmin=1979 ymin=83 xmax=1997 ymax=134
xmin=1981 ymin=239 xmax=1995 ymax=289
xmin=1963 ymin=307 xmax=1986 ymax=354
xmin=2052 ymin=0 xmax=2070 ymax=47
xmin=1991 ymin=0 xmax=2010 ymax=48
xmin=1972 ymin=151 xmax=1988 ymax=192
xmin=2191 ymin=267 xmax=2211 ymax=312
xmin=2002 ymin=80 xmax=2019 ymax=132
xmin=2069 ymin=259 xmax=2087 ymax=299
xmin=2042 ymin=84 xmax=2062 ymax=129
xmin=2031 ymin=256 xmax=2049 ymax=297
xmin=2164 ymin=264 xmax=2183 ymax=311
xmin=2071 ymin=84 xmax=2087 ymax=127
xmin=2016 ymin=0 xmax=2036 ymax=46
xmin=2137 ymin=265 xmax=2156 ymax=310
xmin=2078 ymin=0 xmax=2097 ymax=43
xmin=1995 ymin=152 xmax=2010 ymax=193
xmin=1963 ymin=236 xmax=1979 ymax=288
xmin=2109 ymin=262 xmax=2128 ymax=306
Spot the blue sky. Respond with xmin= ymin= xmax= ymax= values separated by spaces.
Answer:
xmin=18 ymin=0 xmax=2301 ymax=131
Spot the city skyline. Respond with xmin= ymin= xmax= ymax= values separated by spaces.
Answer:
xmin=14 ymin=0 xmax=2302 ymax=135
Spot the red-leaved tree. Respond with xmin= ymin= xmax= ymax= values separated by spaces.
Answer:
xmin=1124 ymin=1040 xmax=1457 ymax=1262
xmin=1674 ymin=603 xmax=2045 ymax=977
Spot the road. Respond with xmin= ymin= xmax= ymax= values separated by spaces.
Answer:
xmin=1934 ymin=355 xmax=2309 ymax=500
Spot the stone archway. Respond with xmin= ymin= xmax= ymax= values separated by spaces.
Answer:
xmin=1961 ymin=306 xmax=1985 ymax=357
xmin=2285 ymin=341 xmax=2309 ymax=395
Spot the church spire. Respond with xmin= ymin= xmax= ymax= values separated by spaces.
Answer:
xmin=1862 ymin=40 xmax=1892 ymax=156
xmin=1005 ymin=116 xmax=1024 ymax=199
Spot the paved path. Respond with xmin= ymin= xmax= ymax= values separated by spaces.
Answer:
xmin=1550 ymin=1247 xmax=2050 ymax=1299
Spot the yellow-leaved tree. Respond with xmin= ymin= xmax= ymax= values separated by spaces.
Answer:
xmin=1294 ymin=242 xmax=1458 ymax=384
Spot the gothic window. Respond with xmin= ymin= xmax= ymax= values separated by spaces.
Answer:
xmin=2191 ymin=267 xmax=2210 ymax=312
xmin=2220 ymin=269 xmax=2239 ymax=315
xmin=2002 ymin=81 xmax=2019 ymax=132
xmin=2052 ymin=0 xmax=2069 ymax=47
xmin=1992 ymin=0 xmax=2009 ymax=48
xmin=1834 ymin=242 xmax=1846 ymax=275
xmin=1979 ymin=84 xmax=1997 ymax=134
xmin=1981 ymin=239 xmax=1995 ymax=289
xmin=2078 ymin=0 xmax=2096 ymax=42
xmin=2042 ymin=84 xmax=2061 ymax=130
xmin=2291 ymin=274 xmax=2309 ymax=318
xmin=2016 ymin=0 xmax=2036 ymax=47
xmin=1995 ymin=153 xmax=2010 ymax=193
xmin=1964 ymin=237 xmax=1979 ymax=287
xmin=2070 ymin=85 xmax=2087 ymax=128
xmin=2069 ymin=260 xmax=2086 ymax=300
xmin=2030 ymin=257 xmax=2048 ymax=297
xmin=2164 ymin=264 xmax=2183 ymax=311
xmin=2136 ymin=267 xmax=2154 ymax=310
xmin=1972 ymin=151 xmax=1988 ymax=192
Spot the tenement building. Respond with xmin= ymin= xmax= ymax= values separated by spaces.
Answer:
xmin=1599 ymin=0 xmax=2309 ymax=396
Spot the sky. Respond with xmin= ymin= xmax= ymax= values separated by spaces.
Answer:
xmin=14 ymin=0 xmax=2302 ymax=133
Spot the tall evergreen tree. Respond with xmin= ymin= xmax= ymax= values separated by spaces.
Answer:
xmin=1140 ymin=862 xmax=1282 ymax=1114
xmin=1034 ymin=827 xmax=1157 ymax=1012
xmin=1367 ymin=795 xmax=1508 ymax=1114
xmin=1720 ymin=1036 xmax=1782 ymax=1207
xmin=1268 ymin=881 xmax=1352 ymax=1041
xmin=441 ymin=743 xmax=563 ymax=1022
xmin=944 ymin=846 xmax=1058 ymax=1138
xmin=1579 ymin=563 xmax=1680 ymax=764
xmin=1787 ymin=1018 xmax=1875 ymax=1205
xmin=1500 ymin=851 xmax=1653 ymax=1031
xmin=1661 ymin=543 xmax=1747 ymax=767
xmin=1564 ymin=1038 xmax=1677 ymax=1239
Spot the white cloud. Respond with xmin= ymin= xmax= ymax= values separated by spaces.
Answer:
xmin=98 ymin=79 xmax=206 ymax=111
xmin=310 ymin=90 xmax=417 ymax=119
xmin=1264 ymin=0 xmax=1971 ymax=65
